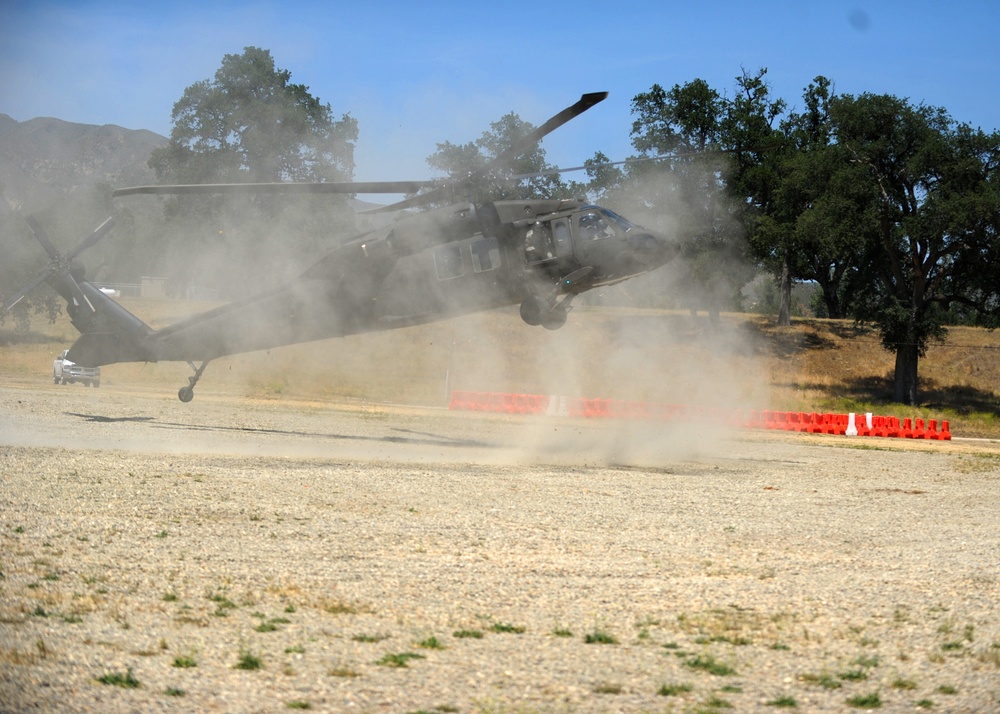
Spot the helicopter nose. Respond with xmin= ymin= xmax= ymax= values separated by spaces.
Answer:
xmin=627 ymin=230 xmax=677 ymax=267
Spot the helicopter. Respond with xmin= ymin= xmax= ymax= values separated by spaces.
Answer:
xmin=3 ymin=92 xmax=677 ymax=402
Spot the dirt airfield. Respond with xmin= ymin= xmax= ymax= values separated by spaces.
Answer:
xmin=1 ymin=379 xmax=999 ymax=713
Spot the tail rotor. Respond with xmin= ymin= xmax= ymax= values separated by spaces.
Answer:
xmin=2 ymin=216 xmax=116 ymax=314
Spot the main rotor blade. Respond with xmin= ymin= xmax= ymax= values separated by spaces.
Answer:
xmin=113 ymin=181 xmax=434 ymax=198
xmin=508 ymin=148 xmax=738 ymax=182
xmin=368 ymin=93 xmax=610 ymax=214
xmin=112 ymin=93 xmax=607 ymax=212
xmin=2 ymin=269 xmax=55 ymax=313
xmin=486 ymin=92 xmax=608 ymax=173
xmin=66 ymin=216 xmax=115 ymax=261
xmin=23 ymin=215 xmax=61 ymax=260
xmin=360 ymin=186 xmax=453 ymax=214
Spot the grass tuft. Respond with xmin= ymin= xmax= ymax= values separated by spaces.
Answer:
xmin=800 ymin=672 xmax=841 ymax=689
xmin=453 ymin=629 xmax=484 ymax=639
xmin=376 ymin=652 xmax=425 ymax=668
xmin=658 ymin=682 xmax=694 ymax=696
xmin=684 ymin=654 xmax=736 ymax=676
xmin=838 ymin=669 xmax=868 ymax=681
xmin=234 ymin=650 xmax=264 ymax=670
xmin=96 ymin=668 xmax=141 ymax=688
xmin=328 ymin=667 xmax=360 ymax=678
xmin=352 ymin=633 xmax=390 ymax=643
xmin=846 ymin=692 xmax=882 ymax=708
xmin=489 ymin=622 xmax=525 ymax=634
xmin=584 ymin=629 xmax=618 ymax=645
xmin=703 ymin=695 xmax=733 ymax=709
xmin=767 ymin=696 xmax=797 ymax=707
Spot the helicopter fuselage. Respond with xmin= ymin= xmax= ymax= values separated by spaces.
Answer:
xmin=8 ymin=92 xmax=678 ymax=402
xmin=64 ymin=199 xmax=674 ymax=369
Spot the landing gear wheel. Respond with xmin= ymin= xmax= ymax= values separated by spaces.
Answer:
xmin=178 ymin=386 xmax=194 ymax=403
xmin=542 ymin=308 xmax=568 ymax=330
xmin=519 ymin=296 xmax=548 ymax=326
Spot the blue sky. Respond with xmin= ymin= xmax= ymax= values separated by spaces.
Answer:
xmin=2 ymin=0 xmax=998 ymax=189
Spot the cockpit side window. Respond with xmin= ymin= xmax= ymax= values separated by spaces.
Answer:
xmin=577 ymin=210 xmax=617 ymax=240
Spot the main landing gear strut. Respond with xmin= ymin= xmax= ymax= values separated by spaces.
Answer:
xmin=520 ymin=294 xmax=571 ymax=330
xmin=178 ymin=360 xmax=210 ymax=402
xmin=519 ymin=266 xmax=593 ymax=331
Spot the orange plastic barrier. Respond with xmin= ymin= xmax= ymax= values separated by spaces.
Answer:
xmin=447 ymin=391 xmax=952 ymax=440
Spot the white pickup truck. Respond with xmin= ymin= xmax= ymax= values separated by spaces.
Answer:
xmin=53 ymin=350 xmax=100 ymax=387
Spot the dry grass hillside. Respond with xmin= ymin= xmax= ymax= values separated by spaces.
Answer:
xmin=2 ymin=297 xmax=999 ymax=438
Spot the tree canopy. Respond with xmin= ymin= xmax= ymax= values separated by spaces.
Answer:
xmin=609 ymin=72 xmax=1000 ymax=404
xmin=150 ymin=46 xmax=357 ymax=186
xmin=426 ymin=112 xmax=571 ymax=202
xmin=829 ymin=92 xmax=1000 ymax=402
xmin=146 ymin=47 xmax=359 ymax=295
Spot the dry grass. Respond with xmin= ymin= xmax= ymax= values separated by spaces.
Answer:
xmin=2 ymin=298 xmax=998 ymax=437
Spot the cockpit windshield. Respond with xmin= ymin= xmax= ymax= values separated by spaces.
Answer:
xmin=584 ymin=205 xmax=638 ymax=233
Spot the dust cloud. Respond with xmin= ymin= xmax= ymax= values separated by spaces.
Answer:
xmin=58 ymin=127 xmax=767 ymax=470
xmin=121 ymin=153 xmax=766 ymax=469
xmin=441 ymin=305 xmax=767 ymax=468
xmin=426 ymin=164 xmax=766 ymax=468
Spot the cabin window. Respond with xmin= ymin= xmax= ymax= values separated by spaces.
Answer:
xmin=524 ymin=222 xmax=556 ymax=263
xmin=471 ymin=237 xmax=501 ymax=273
xmin=552 ymin=219 xmax=572 ymax=256
xmin=434 ymin=245 xmax=464 ymax=280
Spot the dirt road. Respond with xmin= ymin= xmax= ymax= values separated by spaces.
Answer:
xmin=2 ymin=383 xmax=999 ymax=712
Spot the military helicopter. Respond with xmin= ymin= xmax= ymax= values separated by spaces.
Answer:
xmin=3 ymin=92 xmax=677 ymax=402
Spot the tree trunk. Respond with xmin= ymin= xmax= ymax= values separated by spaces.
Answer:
xmin=820 ymin=280 xmax=842 ymax=319
xmin=892 ymin=342 xmax=919 ymax=405
xmin=777 ymin=255 xmax=791 ymax=326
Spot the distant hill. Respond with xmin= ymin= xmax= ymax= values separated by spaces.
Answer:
xmin=0 ymin=114 xmax=396 ymax=221
xmin=0 ymin=114 xmax=166 ymax=213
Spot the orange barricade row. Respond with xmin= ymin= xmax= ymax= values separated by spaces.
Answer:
xmin=447 ymin=391 xmax=952 ymax=440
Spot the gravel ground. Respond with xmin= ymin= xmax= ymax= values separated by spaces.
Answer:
xmin=1 ymin=383 xmax=999 ymax=713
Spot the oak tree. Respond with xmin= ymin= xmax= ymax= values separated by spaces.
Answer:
xmin=147 ymin=47 xmax=359 ymax=294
